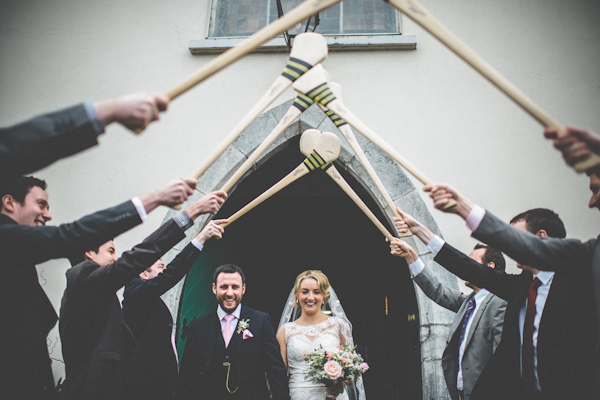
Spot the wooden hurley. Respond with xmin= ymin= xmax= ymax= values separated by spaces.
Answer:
xmin=319 ymin=83 xmax=411 ymax=237
xmin=384 ymin=0 xmax=600 ymax=173
xmin=221 ymin=130 xmax=341 ymax=227
xmin=220 ymin=93 xmax=315 ymax=193
xmin=166 ymin=0 xmax=341 ymax=100
xmin=188 ymin=32 xmax=328 ymax=181
xmin=300 ymin=130 xmax=395 ymax=241
xmin=293 ymin=65 xmax=457 ymax=210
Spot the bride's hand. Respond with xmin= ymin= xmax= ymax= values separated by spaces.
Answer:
xmin=326 ymin=381 xmax=348 ymax=399
xmin=325 ymin=387 xmax=340 ymax=399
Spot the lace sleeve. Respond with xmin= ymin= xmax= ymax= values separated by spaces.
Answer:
xmin=335 ymin=317 xmax=354 ymax=347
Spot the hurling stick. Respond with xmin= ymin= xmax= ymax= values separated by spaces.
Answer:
xmin=166 ymin=0 xmax=341 ymax=100
xmin=189 ymin=33 xmax=328 ymax=181
xmin=319 ymin=83 xmax=411 ymax=237
xmin=293 ymin=65 xmax=457 ymax=210
xmin=384 ymin=0 xmax=600 ymax=173
xmin=221 ymin=131 xmax=341 ymax=227
xmin=220 ymin=93 xmax=315 ymax=193
xmin=301 ymin=130 xmax=395 ymax=241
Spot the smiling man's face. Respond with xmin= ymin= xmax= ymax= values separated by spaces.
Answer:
xmin=11 ymin=186 xmax=52 ymax=227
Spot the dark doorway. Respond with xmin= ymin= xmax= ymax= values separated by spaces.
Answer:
xmin=177 ymin=136 xmax=423 ymax=399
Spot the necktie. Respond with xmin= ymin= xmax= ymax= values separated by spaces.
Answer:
xmin=223 ymin=314 xmax=235 ymax=348
xmin=457 ymin=297 xmax=477 ymax=370
xmin=522 ymin=277 xmax=542 ymax=390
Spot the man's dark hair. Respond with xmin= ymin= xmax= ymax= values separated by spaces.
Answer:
xmin=0 ymin=176 xmax=47 ymax=205
xmin=474 ymin=243 xmax=506 ymax=272
xmin=213 ymin=264 xmax=246 ymax=284
xmin=510 ymin=208 xmax=566 ymax=239
xmin=68 ymin=241 xmax=112 ymax=267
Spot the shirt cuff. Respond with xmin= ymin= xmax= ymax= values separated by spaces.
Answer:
xmin=409 ymin=258 xmax=425 ymax=277
xmin=173 ymin=211 xmax=193 ymax=230
xmin=131 ymin=196 xmax=148 ymax=222
xmin=466 ymin=205 xmax=486 ymax=232
xmin=191 ymin=238 xmax=204 ymax=251
xmin=83 ymin=100 xmax=106 ymax=135
xmin=427 ymin=235 xmax=445 ymax=256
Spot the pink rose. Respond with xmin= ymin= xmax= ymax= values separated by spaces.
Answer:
xmin=359 ymin=362 xmax=369 ymax=373
xmin=324 ymin=360 xmax=343 ymax=380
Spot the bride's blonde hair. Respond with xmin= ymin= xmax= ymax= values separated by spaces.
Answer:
xmin=293 ymin=270 xmax=331 ymax=305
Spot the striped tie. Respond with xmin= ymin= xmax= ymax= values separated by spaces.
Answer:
xmin=457 ymin=297 xmax=477 ymax=372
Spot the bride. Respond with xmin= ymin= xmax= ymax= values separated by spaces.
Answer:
xmin=276 ymin=270 xmax=366 ymax=400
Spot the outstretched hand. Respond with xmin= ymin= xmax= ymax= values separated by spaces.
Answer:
xmin=140 ymin=178 xmax=197 ymax=212
xmin=95 ymin=92 xmax=169 ymax=133
xmin=186 ymin=190 xmax=227 ymax=219
xmin=393 ymin=208 xmax=420 ymax=235
xmin=544 ymin=126 xmax=600 ymax=167
xmin=389 ymin=238 xmax=418 ymax=264
xmin=196 ymin=219 xmax=228 ymax=245
xmin=423 ymin=184 xmax=473 ymax=220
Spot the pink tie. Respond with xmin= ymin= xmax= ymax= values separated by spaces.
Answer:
xmin=223 ymin=314 xmax=235 ymax=348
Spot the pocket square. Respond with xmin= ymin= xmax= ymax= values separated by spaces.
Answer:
xmin=243 ymin=329 xmax=253 ymax=339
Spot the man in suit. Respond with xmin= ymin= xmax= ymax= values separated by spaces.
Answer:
xmin=0 ymin=92 xmax=169 ymax=179
xmin=0 ymin=175 xmax=195 ymax=400
xmin=59 ymin=191 xmax=226 ymax=400
xmin=177 ymin=264 xmax=289 ymax=400
xmin=123 ymin=218 xmax=227 ymax=400
xmin=397 ymin=202 xmax=596 ymax=400
xmin=391 ymin=232 xmax=507 ymax=400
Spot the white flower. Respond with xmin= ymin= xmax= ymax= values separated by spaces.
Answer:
xmin=237 ymin=319 xmax=250 ymax=334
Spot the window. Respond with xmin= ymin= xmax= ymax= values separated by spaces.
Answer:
xmin=209 ymin=0 xmax=400 ymax=38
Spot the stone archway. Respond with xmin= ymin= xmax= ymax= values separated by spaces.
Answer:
xmin=160 ymin=99 xmax=457 ymax=399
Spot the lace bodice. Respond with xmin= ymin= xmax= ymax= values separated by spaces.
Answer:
xmin=285 ymin=317 xmax=351 ymax=400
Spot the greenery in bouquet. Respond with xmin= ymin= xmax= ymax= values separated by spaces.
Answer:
xmin=303 ymin=344 xmax=369 ymax=394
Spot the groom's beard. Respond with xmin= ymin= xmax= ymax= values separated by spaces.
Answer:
xmin=217 ymin=293 xmax=242 ymax=312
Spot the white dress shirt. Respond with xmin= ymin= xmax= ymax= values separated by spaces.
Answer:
xmin=217 ymin=304 xmax=241 ymax=334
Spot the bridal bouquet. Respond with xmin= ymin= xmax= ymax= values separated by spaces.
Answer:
xmin=304 ymin=345 xmax=369 ymax=395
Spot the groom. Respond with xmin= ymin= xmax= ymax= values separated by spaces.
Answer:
xmin=177 ymin=264 xmax=289 ymax=400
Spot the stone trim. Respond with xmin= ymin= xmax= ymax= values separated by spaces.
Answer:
xmin=160 ymin=98 xmax=458 ymax=399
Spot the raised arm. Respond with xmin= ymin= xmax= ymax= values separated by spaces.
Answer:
xmin=423 ymin=183 xmax=595 ymax=273
xmin=0 ymin=178 xmax=197 ymax=265
xmin=391 ymin=238 xmax=466 ymax=312
xmin=124 ymin=219 xmax=227 ymax=300
xmin=0 ymin=92 xmax=169 ymax=177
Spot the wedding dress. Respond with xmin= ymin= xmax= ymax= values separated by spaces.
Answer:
xmin=284 ymin=317 xmax=351 ymax=400
xmin=278 ymin=287 xmax=366 ymax=400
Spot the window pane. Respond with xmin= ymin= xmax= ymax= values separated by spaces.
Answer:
xmin=210 ymin=0 xmax=398 ymax=38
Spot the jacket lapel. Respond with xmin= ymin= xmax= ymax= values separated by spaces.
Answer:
xmin=450 ymin=293 xmax=476 ymax=341
xmin=233 ymin=305 xmax=246 ymax=361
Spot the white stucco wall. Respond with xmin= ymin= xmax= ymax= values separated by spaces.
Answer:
xmin=2 ymin=0 xmax=599 ymax=390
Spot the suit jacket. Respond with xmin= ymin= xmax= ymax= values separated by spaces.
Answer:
xmin=471 ymin=210 xmax=600 ymax=349
xmin=413 ymin=263 xmax=506 ymax=400
xmin=0 ymin=104 xmax=100 ymax=179
xmin=123 ymin=242 xmax=202 ymax=400
xmin=177 ymin=305 xmax=289 ymax=400
xmin=435 ymin=242 xmax=597 ymax=400
xmin=0 ymin=201 xmax=141 ymax=400
xmin=59 ymin=218 xmax=187 ymax=400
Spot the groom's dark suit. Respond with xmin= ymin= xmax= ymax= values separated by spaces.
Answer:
xmin=177 ymin=305 xmax=289 ymax=400
xmin=434 ymin=242 xmax=596 ymax=400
